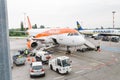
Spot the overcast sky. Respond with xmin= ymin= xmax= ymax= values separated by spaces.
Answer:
xmin=7 ymin=0 xmax=120 ymax=29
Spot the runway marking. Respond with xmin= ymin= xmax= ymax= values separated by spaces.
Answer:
xmin=54 ymin=76 xmax=64 ymax=80
xmin=75 ymin=70 xmax=84 ymax=74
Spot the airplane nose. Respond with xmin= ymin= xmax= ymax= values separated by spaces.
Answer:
xmin=71 ymin=35 xmax=86 ymax=46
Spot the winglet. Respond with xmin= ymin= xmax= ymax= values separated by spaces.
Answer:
xmin=27 ymin=16 xmax=32 ymax=30
xmin=76 ymin=21 xmax=83 ymax=30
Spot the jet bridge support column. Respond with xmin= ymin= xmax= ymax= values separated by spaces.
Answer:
xmin=0 ymin=0 xmax=12 ymax=80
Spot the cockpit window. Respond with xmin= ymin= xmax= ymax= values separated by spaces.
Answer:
xmin=67 ymin=33 xmax=79 ymax=36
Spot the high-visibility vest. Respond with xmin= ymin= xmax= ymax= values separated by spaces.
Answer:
xmin=25 ymin=50 xmax=28 ymax=54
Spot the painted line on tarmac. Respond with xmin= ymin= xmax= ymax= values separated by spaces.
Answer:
xmin=54 ymin=76 xmax=64 ymax=80
xmin=75 ymin=70 xmax=84 ymax=74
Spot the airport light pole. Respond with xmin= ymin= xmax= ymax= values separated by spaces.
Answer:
xmin=112 ymin=11 xmax=116 ymax=28
xmin=24 ymin=13 xmax=26 ymax=29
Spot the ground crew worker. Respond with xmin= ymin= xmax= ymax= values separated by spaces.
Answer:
xmin=18 ymin=55 xmax=22 ymax=58
xmin=97 ymin=46 xmax=101 ymax=52
xmin=19 ymin=49 xmax=24 ymax=55
xmin=24 ymin=49 xmax=29 ymax=56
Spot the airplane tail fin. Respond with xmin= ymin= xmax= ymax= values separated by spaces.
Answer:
xmin=27 ymin=16 xmax=32 ymax=30
xmin=76 ymin=21 xmax=83 ymax=30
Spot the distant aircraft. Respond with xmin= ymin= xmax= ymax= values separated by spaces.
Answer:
xmin=77 ymin=21 xmax=120 ymax=37
xmin=26 ymin=17 xmax=96 ymax=53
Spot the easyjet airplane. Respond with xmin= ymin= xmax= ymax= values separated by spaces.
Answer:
xmin=27 ymin=28 xmax=87 ymax=52
xmin=26 ymin=17 xmax=96 ymax=53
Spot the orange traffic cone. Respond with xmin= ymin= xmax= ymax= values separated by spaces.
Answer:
xmin=27 ymin=56 xmax=31 ymax=62
xmin=32 ymin=57 xmax=36 ymax=62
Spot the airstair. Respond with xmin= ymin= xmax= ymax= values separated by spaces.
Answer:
xmin=84 ymin=40 xmax=96 ymax=49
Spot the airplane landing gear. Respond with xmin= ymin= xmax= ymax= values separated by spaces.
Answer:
xmin=66 ymin=46 xmax=71 ymax=54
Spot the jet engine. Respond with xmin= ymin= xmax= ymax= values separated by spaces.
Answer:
xmin=27 ymin=40 xmax=40 ymax=49
xmin=31 ymin=41 xmax=38 ymax=49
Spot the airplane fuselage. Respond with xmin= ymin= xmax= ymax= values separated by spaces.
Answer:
xmin=27 ymin=28 xmax=86 ymax=49
xmin=79 ymin=29 xmax=120 ymax=36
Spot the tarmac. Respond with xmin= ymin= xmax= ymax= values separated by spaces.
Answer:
xmin=10 ymin=37 xmax=120 ymax=80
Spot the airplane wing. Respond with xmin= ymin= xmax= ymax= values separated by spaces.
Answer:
xmin=27 ymin=36 xmax=58 ymax=50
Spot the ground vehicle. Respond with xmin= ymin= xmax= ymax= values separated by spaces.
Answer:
xmin=94 ymin=36 xmax=103 ymax=40
xmin=102 ymin=36 xmax=111 ymax=41
xmin=49 ymin=56 xmax=72 ymax=74
xmin=30 ymin=62 xmax=45 ymax=77
xmin=12 ymin=53 xmax=26 ymax=66
xmin=35 ymin=50 xmax=52 ymax=63
xmin=111 ymin=36 xmax=119 ymax=42
xmin=77 ymin=47 xmax=95 ymax=52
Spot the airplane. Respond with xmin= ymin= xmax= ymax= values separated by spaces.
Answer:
xmin=77 ymin=21 xmax=120 ymax=37
xmin=26 ymin=17 xmax=96 ymax=53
